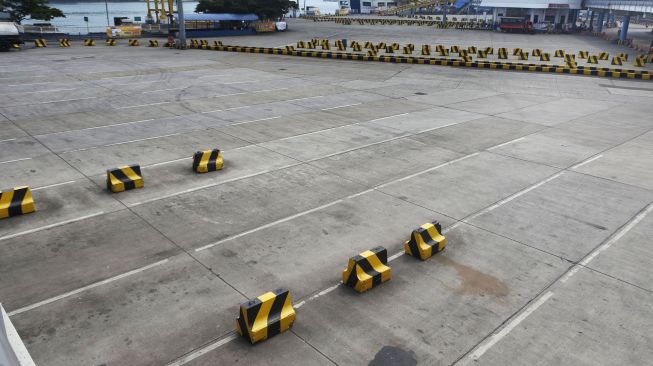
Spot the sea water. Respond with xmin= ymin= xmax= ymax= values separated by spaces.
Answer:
xmin=24 ymin=0 xmax=340 ymax=34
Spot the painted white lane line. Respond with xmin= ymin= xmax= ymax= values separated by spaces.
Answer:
xmin=304 ymin=134 xmax=411 ymax=163
xmin=36 ymin=118 xmax=157 ymax=137
xmin=464 ymin=172 xmax=564 ymax=222
xmin=369 ymin=113 xmax=410 ymax=122
xmin=32 ymin=180 xmax=77 ymax=191
xmin=376 ymin=153 xmax=479 ymax=188
xmin=165 ymin=333 xmax=239 ymax=366
xmin=321 ymin=103 xmax=362 ymax=110
xmin=10 ymin=87 xmax=79 ymax=95
xmin=0 ymin=157 xmax=31 ymax=165
xmin=570 ymin=154 xmax=603 ymax=169
xmin=560 ymin=202 xmax=653 ymax=283
xmin=468 ymin=291 xmax=554 ymax=361
xmin=127 ymin=163 xmax=302 ymax=207
xmin=486 ymin=137 xmax=526 ymax=150
xmin=6 ymin=81 xmax=57 ymax=87
xmin=104 ymin=132 xmax=184 ymax=147
xmin=141 ymin=87 xmax=184 ymax=94
xmin=252 ymin=87 xmax=289 ymax=94
xmin=8 ymin=259 xmax=169 ymax=317
xmin=285 ymin=95 xmax=325 ymax=103
xmin=0 ymin=138 xmax=17 ymax=143
xmin=195 ymin=198 xmax=346 ymax=252
xmin=115 ymin=101 xmax=172 ymax=109
xmin=220 ymin=80 xmax=260 ymax=85
xmin=38 ymin=96 xmax=98 ymax=104
xmin=0 ymin=212 xmax=105 ymax=242
xmin=143 ymin=157 xmax=190 ymax=169
xmin=227 ymin=116 xmax=281 ymax=127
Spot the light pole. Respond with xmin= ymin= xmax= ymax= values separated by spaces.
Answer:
xmin=176 ymin=0 xmax=186 ymax=48
xmin=105 ymin=0 xmax=110 ymax=26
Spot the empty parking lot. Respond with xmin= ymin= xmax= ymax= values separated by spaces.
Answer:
xmin=1 ymin=19 xmax=653 ymax=366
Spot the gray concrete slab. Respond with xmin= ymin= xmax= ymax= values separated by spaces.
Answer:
xmin=489 ymin=128 xmax=614 ymax=169
xmin=368 ymin=107 xmax=485 ymax=133
xmin=475 ymin=268 xmax=653 ymax=366
xmin=0 ymin=180 xmax=124 ymax=239
xmin=380 ymin=152 xmax=560 ymax=219
xmin=469 ymin=172 xmax=653 ymax=261
xmin=0 ymin=137 xmax=50 ymax=162
xmin=574 ymin=139 xmax=653 ymax=191
xmin=36 ymin=113 xmax=219 ymax=153
xmin=10 ymin=254 xmax=245 ymax=366
xmin=0 ymin=209 xmax=179 ymax=311
xmin=587 ymin=208 xmax=653 ymax=292
xmin=447 ymin=94 xmax=559 ymax=115
xmin=310 ymin=136 xmax=462 ymax=186
xmin=260 ymin=123 xmax=407 ymax=162
xmin=93 ymin=145 xmax=299 ymax=207
xmin=195 ymin=190 xmax=457 ymax=299
xmin=217 ymin=110 xmax=359 ymax=144
xmin=0 ymin=154 xmax=85 ymax=189
xmin=185 ymin=332 xmax=333 ymax=366
xmin=0 ymin=120 xmax=28 ymax=141
xmin=414 ymin=116 xmax=545 ymax=155
xmin=325 ymin=98 xmax=431 ymax=121
xmin=291 ymin=223 xmax=568 ymax=365
xmin=405 ymin=89 xmax=502 ymax=107
xmin=131 ymin=164 xmax=365 ymax=250
xmin=496 ymin=98 xmax=623 ymax=127
xmin=59 ymin=128 xmax=249 ymax=176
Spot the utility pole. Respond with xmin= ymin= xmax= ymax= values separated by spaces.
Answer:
xmin=105 ymin=0 xmax=110 ymax=26
xmin=176 ymin=0 xmax=186 ymax=48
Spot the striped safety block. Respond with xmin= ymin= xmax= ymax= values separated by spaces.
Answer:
xmin=192 ymin=149 xmax=224 ymax=173
xmin=0 ymin=186 xmax=36 ymax=219
xmin=106 ymin=165 xmax=144 ymax=193
xmin=342 ymin=246 xmax=391 ymax=293
xmin=404 ymin=221 xmax=446 ymax=260
xmin=236 ymin=288 xmax=296 ymax=344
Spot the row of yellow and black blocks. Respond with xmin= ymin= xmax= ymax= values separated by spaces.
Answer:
xmin=237 ymin=220 xmax=446 ymax=344
xmin=3 ymin=149 xmax=223 ymax=220
xmin=188 ymin=39 xmax=223 ymax=50
xmin=313 ymin=16 xmax=493 ymax=30
xmin=204 ymin=45 xmax=652 ymax=80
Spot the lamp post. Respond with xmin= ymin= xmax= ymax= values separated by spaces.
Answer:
xmin=176 ymin=0 xmax=186 ymax=48
xmin=105 ymin=0 xmax=110 ymax=26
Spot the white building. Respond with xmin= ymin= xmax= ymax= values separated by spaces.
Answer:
xmin=480 ymin=0 xmax=582 ymax=25
xmin=350 ymin=0 xmax=399 ymax=14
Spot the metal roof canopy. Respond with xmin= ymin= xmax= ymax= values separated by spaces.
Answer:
xmin=175 ymin=13 xmax=260 ymax=21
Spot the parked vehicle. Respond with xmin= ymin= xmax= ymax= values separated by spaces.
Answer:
xmin=0 ymin=21 xmax=22 ymax=51
xmin=499 ymin=17 xmax=534 ymax=33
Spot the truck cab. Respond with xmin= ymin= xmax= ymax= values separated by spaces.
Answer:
xmin=499 ymin=17 xmax=534 ymax=34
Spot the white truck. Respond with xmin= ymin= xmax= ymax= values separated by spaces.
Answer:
xmin=0 ymin=13 xmax=22 ymax=51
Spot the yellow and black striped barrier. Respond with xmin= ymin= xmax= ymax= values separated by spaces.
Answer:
xmin=59 ymin=39 xmax=71 ymax=47
xmin=128 ymin=39 xmax=139 ymax=47
xmin=498 ymin=48 xmax=508 ymax=59
xmin=484 ymin=47 xmax=494 ymax=55
xmin=421 ymin=44 xmax=431 ymax=56
xmin=192 ymin=149 xmax=223 ymax=174
xmin=105 ymin=39 xmax=116 ymax=46
xmin=404 ymin=221 xmax=446 ymax=260
xmin=612 ymin=56 xmax=623 ymax=65
xmin=200 ymin=45 xmax=652 ymax=80
xmin=385 ymin=45 xmax=394 ymax=53
xmin=587 ymin=55 xmax=598 ymax=64
xmin=84 ymin=39 xmax=96 ymax=46
xmin=477 ymin=50 xmax=487 ymax=59
xmin=468 ymin=46 xmax=477 ymax=54
xmin=450 ymin=45 xmax=459 ymax=53
xmin=619 ymin=53 xmax=628 ymax=61
xmin=517 ymin=51 xmax=529 ymax=60
xmin=236 ymin=288 xmax=296 ymax=344
xmin=12 ymin=43 xmax=20 ymax=50
xmin=540 ymin=52 xmax=551 ymax=61
xmin=34 ymin=39 xmax=47 ymax=48
xmin=598 ymin=52 xmax=609 ymax=61
xmin=634 ymin=57 xmax=646 ymax=67
xmin=0 ymin=186 xmax=36 ymax=219
xmin=578 ymin=50 xmax=588 ymax=59
xmin=343 ymin=246 xmax=391 ymax=293
xmin=512 ymin=48 xmax=522 ymax=56
xmin=532 ymin=48 xmax=542 ymax=57
xmin=285 ymin=45 xmax=295 ymax=52
xmin=554 ymin=49 xmax=565 ymax=57
xmin=107 ymin=165 xmax=144 ymax=193
xmin=148 ymin=40 xmax=159 ymax=47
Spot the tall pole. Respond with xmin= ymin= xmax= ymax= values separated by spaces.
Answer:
xmin=105 ymin=0 xmax=110 ymax=26
xmin=176 ymin=0 xmax=186 ymax=48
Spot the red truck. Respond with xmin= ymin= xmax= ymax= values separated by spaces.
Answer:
xmin=500 ymin=17 xmax=534 ymax=33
